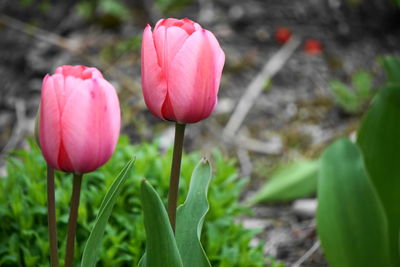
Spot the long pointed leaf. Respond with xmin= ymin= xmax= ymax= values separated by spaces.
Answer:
xmin=247 ymin=160 xmax=318 ymax=205
xmin=140 ymin=180 xmax=183 ymax=267
xmin=82 ymin=158 xmax=135 ymax=267
xmin=357 ymin=84 xmax=400 ymax=265
xmin=317 ymin=139 xmax=391 ymax=267
xmin=176 ymin=158 xmax=212 ymax=267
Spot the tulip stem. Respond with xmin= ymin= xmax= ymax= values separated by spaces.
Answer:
xmin=64 ymin=173 xmax=83 ymax=267
xmin=47 ymin=166 xmax=59 ymax=267
xmin=167 ymin=123 xmax=186 ymax=233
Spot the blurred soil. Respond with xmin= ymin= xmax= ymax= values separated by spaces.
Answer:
xmin=1 ymin=0 xmax=400 ymax=266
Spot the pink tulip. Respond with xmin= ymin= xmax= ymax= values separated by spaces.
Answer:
xmin=39 ymin=65 xmax=121 ymax=173
xmin=141 ymin=18 xmax=225 ymax=123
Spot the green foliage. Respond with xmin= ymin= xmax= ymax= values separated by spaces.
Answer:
xmin=317 ymin=139 xmax=391 ymax=267
xmin=379 ymin=56 xmax=400 ymax=85
xmin=0 ymin=136 xmax=269 ymax=267
xmin=17 ymin=0 xmax=51 ymax=13
xmin=390 ymin=0 xmax=400 ymax=7
xmin=329 ymin=56 xmax=400 ymax=114
xmin=82 ymin=159 xmax=135 ymax=267
xmin=247 ymin=160 xmax=318 ymax=204
xmin=329 ymin=70 xmax=374 ymax=113
xmin=176 ymin=159 xmax=212 ymax=267
xmin=357 ymin=84 xmax=400 ymax=266
xmin=155 ymin=0 xmax=193 ymax=13
xmin=140 ymin=180 xmax=183 ymax=267
xmin=100 ymin=36 xmax=142 ymax=63
xmin=76 ymin=0 xmax=129 ymax=22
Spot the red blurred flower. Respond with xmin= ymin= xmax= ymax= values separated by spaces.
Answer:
xmin=304 ymin=39 xmax=322 ymax=55
xmin=275 ymin=27 xmax=292 ymax=45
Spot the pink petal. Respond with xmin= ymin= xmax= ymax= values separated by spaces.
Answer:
xmin=55 ymin=65 xmax=103 ymax=79
xmin=166 ymin=26 xmax=190 ymax=64
xmin=167 ymin=30 xmax=224 ymax=123
xmin=153 ymin=26 xmax=190 ymax=71
xmin=141 ymin=25 xmax=167 ymax=119
xmin=39 ymin=75 xmax=61 ymax=169
xmin=204 ymin=30 xmax=225 ymax=98
xmin=61 ymin=79 xmax=120 ymax=173
xmin=155 ymin=18 xmax=198 ymax=35
xmin=153 ymin=26 xmax=166 ymax=68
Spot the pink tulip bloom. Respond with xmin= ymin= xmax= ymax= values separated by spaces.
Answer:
xmin=39 ymin=65 xmax=121 ymax=173
xmin=141 ymin=18 xmax=225 ymax=123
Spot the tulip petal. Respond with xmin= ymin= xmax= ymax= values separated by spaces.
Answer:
xmin=168 ymin=30 xmax=224 ymax=123
xmin=40 ymin=75 xmax=62 ymax=169
xmin=61 ymin=79 xmax=120 ymax=173
xmin=141 ymin=25 xmax=167 ymax=119
xmin=204 ymin=30 xmax=225 ymax=98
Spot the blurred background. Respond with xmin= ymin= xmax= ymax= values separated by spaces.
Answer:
xmin=1 ymin=0 xmax=399 ymax=266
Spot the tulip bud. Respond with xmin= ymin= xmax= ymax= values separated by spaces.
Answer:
xmin=141 ymin=18 xmax=225 ymax=123
xmin=39 ymin=65 xmax=121 ymax=173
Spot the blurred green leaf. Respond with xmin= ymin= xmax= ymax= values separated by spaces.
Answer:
xmin=176 ymin=159 xmax=212 ymax=267
xmin=379 ymin=56 xmax=400 ymax=84
xmin=140 ymin=180 xmax=183 ymax=267
xmin=329 ymin=80 xmax=359 ymax=113
xmin=317 ymin=138 xmax=391 ymax=267
xmin=352 ymin=70 xmax=373 ymax=99
xmin=76 ymin=2 xmax=93 ymax=19
xmin=390 ymin=0 xmax=400 ymax=8
xmin=247 ymin=160 xmax=318 ymax=204
xmin=82 ymin=158 xmax=134 ymax=267
xmin=155 ymin=0 xmax=192 ymax=13
xmin=99 ymin=0 xmax=128 ymax=18
xmin=357 ymin=84 xmax=400 ymax=266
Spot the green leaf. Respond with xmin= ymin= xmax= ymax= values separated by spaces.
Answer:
xmin=357 ymin=84 xmax=400 ymax=266
xmin=176 ymin=158 xmax=212 ymax=267
xmin=329 ymin=80 xmax=359 ymax=113
xmin=352 ymin=70 xmax=372 ymax=99
xmin=379 ymin=56 xmax=400 ymax=84
xmin=317 ymin=138 xmax=391 ymax=267
xmin=390 ymin=0 xmax=400 ymax=8
xmin=247 ymin=160 xmax=318 ymax=205
xmin=140 ymin=180 xmax=183 ymax=267
xmin=81 ymin=158 xmax=135 ymax=267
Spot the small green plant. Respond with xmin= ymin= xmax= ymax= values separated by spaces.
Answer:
xmin=76 ymin=0 xmax=129 ymax=23
xmin=329 ymin=56 xmax=400 ymax=114
xmin=329 ymin=70 xmax=374 ymax=114
xmin=0 ymin=136 xmax=273 ymax=267
xmin=390 ymin=0 xmax=400 ymax=7
xmin=155 ymin=0 xmax=193 ymax=13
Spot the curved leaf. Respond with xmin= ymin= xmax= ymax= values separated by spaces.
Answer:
xmin=357 ymin=84 xmax=400 ymax=265
xmin=317 ymin=139 xmax=391 ymax=267
xmin=140 ymin=180 xmax=183 ymax=267
xmin=82 ymin=158 xmax=135 ymax=267
xmin=379 ymin=56 xmax=400 ymax=84
xmin=247 ymin=160 xmax=318 ymax=204
xmin=176 ymin=158 xmax=212 ymax=267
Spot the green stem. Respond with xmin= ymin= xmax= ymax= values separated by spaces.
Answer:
xmin=167 ymin=123 xmax=186 ymax=233
xmin=47 ymin=166 xmax=59 ymax=267
xmin=64 ymin=173 xmax=83 ymax=267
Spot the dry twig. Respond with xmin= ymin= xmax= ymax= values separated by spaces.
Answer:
xmin=223 ymin=36 xmax=301 ymax=137
xmin=291 ymin=240 xmax=321 ymax=267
